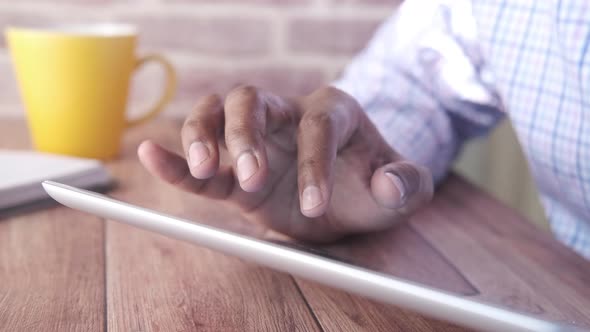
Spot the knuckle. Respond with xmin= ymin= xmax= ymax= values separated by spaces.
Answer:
xmin=189 ymin=94 xmax=223 ymax=120
xmin=307 ymin=86 xmax=355 ymax=106
xmin=183 ymin=94 xmax=222 ymax=135
xmin=181 ymin=118 xmax=215 ymax=146
xmin=195 ymin=93 xmax=222 ymax=109
xmin=226 ymin=85 xmax=259 ymax=107
xmin=298 ymin=157 xmax=319 ymax=171
xmin=182 ymin=117 xmax=205 ymax=136
xmin=316 ymin=86 xmax=343 ymax=98
xmin=225 ymin=124 xmax=249 ymax=138
xmin=224 ymin=125 xmax=256 ymax=145
xmin=301 ymin=111 xmax=335 ymax=131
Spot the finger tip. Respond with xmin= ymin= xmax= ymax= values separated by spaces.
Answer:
xmin=137 ymin=140 xmax=150 ymax=155
xmin=190 ymin=165 xmax=217 ymax=180
xmin=371 ymin=169 xmax=404 ymax=209
xmin=237 ymin=163 xmax=268 ymax=192
xmin=137 ymin=140 xmax=177 ymax=179
xmin=137 ymin=140 xmax=156 ymax=164
xmin=299 ymin=184 xmax=329 ymax=218
xmin=138 ymin=139 xmax=162 ymax=156
xmin=300 ymin=207 xmax=326 ymax=219
xmin=239 ymin=175 xmax=266 ymax=192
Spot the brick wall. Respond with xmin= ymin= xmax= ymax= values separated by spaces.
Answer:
xmin=0 ymin=0 xmax=399 ymax=117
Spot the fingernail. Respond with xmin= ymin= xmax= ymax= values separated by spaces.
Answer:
xmin=301 ymin=185 xmax=323 ymax=211
xmin=189 ymin=141 xmax=210 ymax=168
xmin=237 ymin=152 xmax=259 ymax=182
xmin=385 ymin=172 xmax=406 ymax=202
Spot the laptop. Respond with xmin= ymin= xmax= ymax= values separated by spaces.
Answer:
xmin=42 ymin=180 xmax=586 ymax=332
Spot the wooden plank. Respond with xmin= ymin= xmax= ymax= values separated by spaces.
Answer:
xmin=306 ymin=224 xmax=477 ymax=295
xmin=0 ymin=119 xmax=105 ymax=332
xmin=105 ymin=121 xmax=320 ymax=331
xmin=411 ymin=177 xmax=590 ymax=328
xmin=294 ymin=281 xmax=470 ymax=332
xmin=293 ymin=224 xmax=476 ymax=331
xmin=446 ymin=177 xmax=590 ymax=296
xmin=444 ymin=179 xmax=590 ymax=322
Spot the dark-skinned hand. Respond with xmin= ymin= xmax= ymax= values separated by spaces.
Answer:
xmin=138 ymin=86 xmax=433 ymax=242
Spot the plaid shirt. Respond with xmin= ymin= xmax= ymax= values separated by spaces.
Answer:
xmin=334 ymin=0 xmax=590 ymax=259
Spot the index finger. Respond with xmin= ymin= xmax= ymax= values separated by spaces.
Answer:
xmin=181 ymin=94 xmax=224 ymax=180
xmin=138 ymin=140 xmax=234 ymax=200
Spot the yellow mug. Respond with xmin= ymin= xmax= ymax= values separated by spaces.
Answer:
xmin=5 ymin=24 xmax=176 ymax=159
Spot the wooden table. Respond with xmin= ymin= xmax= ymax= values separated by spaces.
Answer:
xmin=1 ymin=118 xmax=590 ymax=332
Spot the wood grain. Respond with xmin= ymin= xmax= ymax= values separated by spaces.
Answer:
xmin=2 ymin=118 xmax=590 ymax=332
xmin=293 ymin=224 xmax=478 ymax=331
xmin=0 ymin=119 xmax=105 ymax=332
xmin=412 ymin=178 xmax=590 ymax=328
xmin=103 ymin=120 xmax=590 ymax=331
xmin=104 ymin=120 xmax=320 ymax=332
xmin=309 ymin=224 xmax=477 ymax=295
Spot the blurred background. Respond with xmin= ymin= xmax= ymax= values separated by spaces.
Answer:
xmin=0 ymin=0 xmax=547 ymax=229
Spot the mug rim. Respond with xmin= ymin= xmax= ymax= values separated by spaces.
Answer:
xmin=6 ymin=23 xmax=137 ymax=37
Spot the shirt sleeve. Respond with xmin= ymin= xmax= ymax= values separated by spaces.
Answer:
xmin=333 ymin=0 xmax=505 ymax=183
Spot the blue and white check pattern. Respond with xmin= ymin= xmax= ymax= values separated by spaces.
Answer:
xmin=334 ymin=0 xmax=590 ymax=259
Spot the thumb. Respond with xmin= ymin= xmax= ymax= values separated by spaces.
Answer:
xmin=370 ymin=161 xmax=434 ymax=212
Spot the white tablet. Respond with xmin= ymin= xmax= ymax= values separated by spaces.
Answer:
xmin=42 ymin=180 xmax=584 ymax=332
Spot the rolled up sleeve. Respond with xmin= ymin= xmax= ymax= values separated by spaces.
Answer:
xmin=333 ymin=0 xmax=505 ymax=183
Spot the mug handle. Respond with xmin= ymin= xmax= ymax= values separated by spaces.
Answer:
xmin=126 ymin=54 xmax=177 ymax=128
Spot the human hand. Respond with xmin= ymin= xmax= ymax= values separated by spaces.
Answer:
xmin=138 ymin=86 xmax=433 ymax=242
